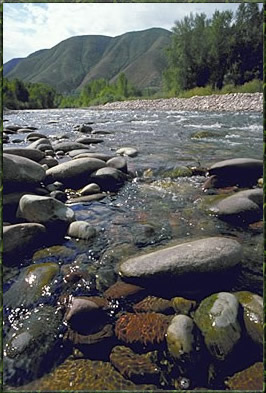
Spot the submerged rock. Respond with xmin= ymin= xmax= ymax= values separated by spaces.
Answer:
xmin=3 ymin=223 xmax=46 ymax=264
xmin=103 ymin=281 xmax=145 ymax=301
xmin=4 ymin=305 xmax=64 ymax=387
xmin=18 ymin=358 xmax=156 ymax=390
xmin=115 ymin=312 xmax=171 ymax=347
xmin=119 ymin=237 xmax=242 ymax=287
xmin=194 ymin=292 xmax=241 ymax=361
xmin=110 ymin=346 xmax=160 ymax=384
xmin=133 ymin=296 xmax=173 ymax=314
xmin=4 ymin=262 xmax=59 ymax=308
xmin=225 ymin=362 xmax=263 ymax=390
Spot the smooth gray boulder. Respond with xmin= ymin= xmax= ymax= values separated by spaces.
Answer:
xmin=45 ymin=158 xmax=106 ymax=188
xmin=53 ymin=142 xmax=90 ymax=153
xmin=89 ymin=167 xmax=128 ymax=192
xmin=119 ymin=237 xmax=242 ymax=286
xmin=67 ymin=221 xmax=96 ymax=240
xmin=27 ymin=138 xmax=53 ymax=152
xmin=68 ymin=149 xmax=96 ymax=158
xmin=17 ymin=194 xmax=75 ymax=227
xmin=3 ymin=153 xmax=46 ymax=192
xmin=3 ymin=223 xmax=46 ymax=263
xmin=3 ymin=148 xmax=45 ymax=162
xmin=107 ymin=156 xmax=128 ymax=173
xmin=208 ymin=158 xmax=263 ymax=187
xmin=72 ymin=152 xmax=112 ymax=161
xmin=80 ymin=183 xmax=101 ymax=196
xmin=26 ymin=132 xmax=48 ymax=141
xmin=76 ymin=137 xmax=104 ymax=144
xmin=39 ymin=156 xmax=58 ymax=168
xmin=116 ymin=147 xmax=138 ymax=157
xmin=78 ymin=124 xmax=93 ymax=133
xmin=210 ymin=188 xmax=263 ymax=225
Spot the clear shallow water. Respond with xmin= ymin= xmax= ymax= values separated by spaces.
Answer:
xmin=3 ymin=108 xmax=263 ymax=389
xmin=4 ymin=108 xmax=263 ymax=294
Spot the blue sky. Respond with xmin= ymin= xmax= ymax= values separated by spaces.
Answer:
xmin=4 ymin=3 xmax=243 ymax=63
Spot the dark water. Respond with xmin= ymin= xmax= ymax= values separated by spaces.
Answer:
xmin=3 ymin=108 xmax=263 ymax=389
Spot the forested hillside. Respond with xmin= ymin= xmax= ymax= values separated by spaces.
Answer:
xmin=3 ymin=4 xmax=262 ymax=110
xmin=5 ymin=28 xmax=172 ymax=94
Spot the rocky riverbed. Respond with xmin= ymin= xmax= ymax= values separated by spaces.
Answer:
xmin=3 ymin=107 xmax=263 ymax=391
xmin=96 ymin=92 xmax=263 ymax=112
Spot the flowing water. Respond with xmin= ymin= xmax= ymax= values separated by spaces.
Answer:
xmin=3 ymin=108 xmax=263 ymax=389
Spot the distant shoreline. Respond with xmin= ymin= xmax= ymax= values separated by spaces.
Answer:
xmin=93 ymin=92 xmax=263 ymax=112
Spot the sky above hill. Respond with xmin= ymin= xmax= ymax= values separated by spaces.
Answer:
xmin=4 ymin=2 xmax=241 ymax=63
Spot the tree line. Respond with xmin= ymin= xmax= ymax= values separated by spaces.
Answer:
xmin=163 ymin=3 xmax=263 ymax=94
xmin=3 ymin=4 xmax=263 ymax=110
xmin=3 ymin=78 xmax=59 ymax=110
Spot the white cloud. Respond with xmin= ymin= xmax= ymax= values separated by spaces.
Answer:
xmin=3 ymin=3 xmax=240 ymax=63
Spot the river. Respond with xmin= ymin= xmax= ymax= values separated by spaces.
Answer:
xmin=3 ymin=107 xmax=263 ymax=389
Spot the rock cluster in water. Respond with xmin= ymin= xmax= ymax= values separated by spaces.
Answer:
xmin=3 ymin=118 xmax=263 ymax=391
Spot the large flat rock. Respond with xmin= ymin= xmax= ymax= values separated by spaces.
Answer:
xmin=208 ymin=158 xmax=262 ymax=187
xmin=119 ymin=237 xmax=242 ymax=287
xmin=45 ymin=158 xmax=106 ymax=188
xmin=3 ymin=153 xmax=46 ymax=192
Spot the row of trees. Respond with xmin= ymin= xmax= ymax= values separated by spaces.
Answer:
xmin=163 ymin=4 xmax=263 ymax=94
xmin=59 ymin=73 xmax=142 ymax=108
xmin=3 ymin=78 xmax=58 ymax=109
xmin=3 ymin=73 xmax=140 ymax=109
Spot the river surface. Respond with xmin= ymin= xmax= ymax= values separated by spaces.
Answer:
xmin=3 ymin=108 xmax=263 ymax=389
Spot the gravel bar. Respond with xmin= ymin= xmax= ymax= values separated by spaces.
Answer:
xmin=94 ymin=93 xmax=263 ymax=112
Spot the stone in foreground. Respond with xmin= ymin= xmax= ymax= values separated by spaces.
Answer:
xmin=119 ymin=237 xmax=242 ymax=286
xmin=208 ymin=158 xmax=262 ymax=187
xmin=46 ymin=157 xmax=106 ymax=188
xmin=3 ymin=153 xmax=46 ymax=192
xmin=17 ymin=194 xmax=75 ymax=227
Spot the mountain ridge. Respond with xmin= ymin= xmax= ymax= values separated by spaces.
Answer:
xmin=5 ymin=27 xmax=172 ymax=94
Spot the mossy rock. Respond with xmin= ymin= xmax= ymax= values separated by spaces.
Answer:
xmin=171 ymin=297 xmax=197 ymax=315
xmin=194 ymin=292 xmax=241 ymax=361
xmin=110 ymin=346 xmax=160 ymax=384
xmin=234 ymin=291 xmax=263 ymax=345
xmin=32 ymin=245 xmax=75 ymax=263
xmin=4 ymin=262 xmax=59 ymax=308
xmin=191 ymin=131 xmax=220 ymax=139
xmin=166 ymin=315 xmax=195 ymax=361
xmin=161 ymin=166 xmax=193 ymax=179
xmin=225 ymin=362 xmax=263 ymax=390
xmin=19 ymin=358 xmax=157 ymax=390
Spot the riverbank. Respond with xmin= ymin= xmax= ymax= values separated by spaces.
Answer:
xmin=95 ymin=92 xmax=263 ymax=112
